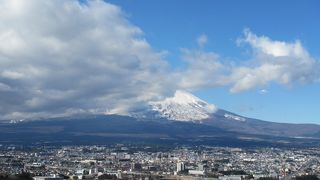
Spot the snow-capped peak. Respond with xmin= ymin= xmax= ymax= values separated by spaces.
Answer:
xmin=149 ymin=90 xmax=217 ymax=121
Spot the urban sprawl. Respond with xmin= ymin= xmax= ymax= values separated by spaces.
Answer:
xmin=1 ymin=145 xmax=320 ymax=180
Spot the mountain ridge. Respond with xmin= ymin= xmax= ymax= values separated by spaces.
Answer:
xmin=0 ymin=114 xmax=319 ymax=147
xmin=1 ymin=90 xmax=320 ymax=147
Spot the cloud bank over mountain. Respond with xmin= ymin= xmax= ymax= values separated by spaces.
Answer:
xmin=0 ymin=0 xmax=176 ymax=119
xmin=0 ymin=0 xmax=318 ymax=120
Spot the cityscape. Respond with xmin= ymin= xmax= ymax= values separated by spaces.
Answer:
xmin=1 ymin=144 xmax=320 ymax=180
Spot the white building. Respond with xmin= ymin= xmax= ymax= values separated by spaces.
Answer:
xmin=189 ymin=170 xmax=205 ymax=176
xmin=33 ymin=176 xmax=63 ymax=180
xmin=218 ymin=175 xmax=244 ymax=180
xmin=176 ymin=162 xmax=185 ymax=172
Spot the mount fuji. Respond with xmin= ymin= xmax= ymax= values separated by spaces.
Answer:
xmin=132 ymin=90 xmax=320 ymax=138
xmin=147 ymin=90 xmax=218 ymax=121
xmin=146 ymin=90 xmax=246 ymax=122
xmin=1 ymin=90 xmax=320 ymax=147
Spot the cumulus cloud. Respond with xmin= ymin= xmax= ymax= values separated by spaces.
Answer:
xmin=240 ymin=29 xmax=308 ymax=58
xmin=0 ymin=0 xmax=176 ymax=120
xmin=229 ymin=29 xmax=319 ymax=93
xmin=177 ymin=29 xmax=319 ymax=93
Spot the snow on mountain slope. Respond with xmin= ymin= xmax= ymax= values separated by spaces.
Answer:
xmin=224 ymin=113 xmax=246 ymax=122
xmin=149 ymin=90 xmax=217 ymax=121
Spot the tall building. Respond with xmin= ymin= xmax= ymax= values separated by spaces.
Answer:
xmin=176 ymin=162 xmax=185 ymax=172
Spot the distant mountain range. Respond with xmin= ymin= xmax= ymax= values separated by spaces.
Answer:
xmin=1 ymin=91 xmax=320 ymax=147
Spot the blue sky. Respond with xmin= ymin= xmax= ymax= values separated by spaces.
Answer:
xmin=0 ymin=0 xmax=319 ymax=123
xmin=107 ymin=0 xmax=320 ymax=124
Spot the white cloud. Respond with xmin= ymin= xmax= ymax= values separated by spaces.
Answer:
xmin=177 ymin=29 xmax=319 ymax=93
xmin=178 ymin=49 xmax=227 ymax=90
xmin=0 ymin=0 xmax=176 ymax=120
xmin=228 ymin=29 xmax=319 ymax=93
xmin=196 ymin=34 xmax=208 ymax=48
xmin=259 ymin=89 xmax=268 ymax=95
xmin=240 ymin=29 xmax=308 ymax=58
